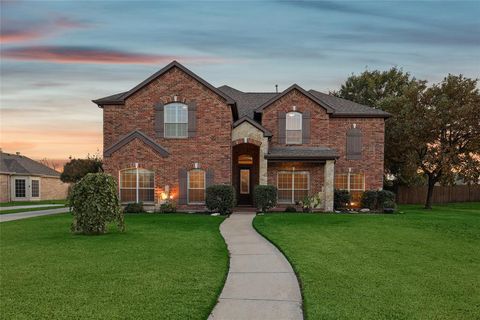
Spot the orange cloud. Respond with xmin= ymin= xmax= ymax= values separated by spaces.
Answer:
xmin=0 ymin=17 xmax=90 ymax=44
xmin=1 ymin=128 xmax=102 ymax=159
xmin=1 ymin=46 xmax=227 ymax=64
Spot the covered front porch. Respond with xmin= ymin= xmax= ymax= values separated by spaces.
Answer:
xmin=231 ymin=119 xmax=336 ymax=211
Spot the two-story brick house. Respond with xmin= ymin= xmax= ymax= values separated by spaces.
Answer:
xmin=93 ymin=61 xmax=389 ymax=211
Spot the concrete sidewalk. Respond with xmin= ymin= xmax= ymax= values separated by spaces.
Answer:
xmin=209 ymin=212 xmax=303 ymax=320
xmin=0 ymin=204 xmax=63 ymax=211
xmin=0 ymin=207 xmax=69 ymax=223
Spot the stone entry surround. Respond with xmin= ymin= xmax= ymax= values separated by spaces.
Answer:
xmin=208 ymin=212 xmax=303 ymax=320
xmin=232 ymin=122 xmax=335 ymax=211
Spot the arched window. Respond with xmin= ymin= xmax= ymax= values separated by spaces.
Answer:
xmin=238 ymin=154 xmax=253 ymax=165
xmin=164 ymin=103 xmax=188 ymax=138
xmin=188 ymin=169 xmax=205 ymax=204
xmin=119 ymin=168 xmax=154 ymax=203
xmin=286 ymin=112 xmax=302 ymax=144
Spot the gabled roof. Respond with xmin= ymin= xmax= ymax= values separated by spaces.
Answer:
xmin=104 ymin=131 xmax=170 ymax=157
xmin=217 ymin=85 xmax=391 ymax=119
xmin=93 ymin=61 xmax=235 ymax=107
xmin=265 ymin=146 xmax=339 ymax=161
xmin=0 ymin=152 xmax=61 ymax=177
xmin=233 ymin=116 xmax=272 ymax=137
xmin=255 ymin=84 xmax=335 ymax=114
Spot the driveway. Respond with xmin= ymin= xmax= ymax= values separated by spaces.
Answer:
xmin=0 ymin=207 xmax=69 ymax=223
xmin=209 ymin=212 xmax=303 ymax=320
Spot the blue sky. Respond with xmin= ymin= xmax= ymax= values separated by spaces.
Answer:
xmin=1 ymin=0 xmax=479 ymax=159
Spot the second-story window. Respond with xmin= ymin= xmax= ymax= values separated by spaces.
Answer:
xmin=164 ymin=103 xmax=188 ymax=138
xmin=286 ymin=112 xmax=302 ymax=144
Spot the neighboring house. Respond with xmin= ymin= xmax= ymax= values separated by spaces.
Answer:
xmin=0 ymin=151 xmax=69 ymax=202
xmin=93 ymin=61 xmax=389 ymax=211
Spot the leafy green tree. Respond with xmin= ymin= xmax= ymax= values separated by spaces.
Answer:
xmin=61 ymin=155 xmax=103 ymax=183
xmin=332 ymin=67 xmax=417 ymax=108
xmin=336 ymin=70 xmax=480 ymax=209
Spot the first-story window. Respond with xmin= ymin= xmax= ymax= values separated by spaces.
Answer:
xmin=335 ymin=172 xmax=365 ymax=205
xmin=277 ymin=171 xmax=309 ymax=203
xmin=15 ymin=179 xmax=26 ymax=198
xmin=188 ymin=169 xmax=205 ymax=204
xmin=119 ymin=168 xmax=154 ymax=203
xmin=31 ymin=179 xmax=40 ymax=198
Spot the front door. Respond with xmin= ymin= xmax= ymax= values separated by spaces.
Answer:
xmin=237 ymin=167 xmax=252 ymax=205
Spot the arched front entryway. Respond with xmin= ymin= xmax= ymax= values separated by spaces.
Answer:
xmin=232 ymin=143 xmax=260 ymax=206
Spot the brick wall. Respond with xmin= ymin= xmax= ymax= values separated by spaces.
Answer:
xmin=0 ymin=174 xmax=10 ymax=202
xmin=40 ymin=177 xmax=69 ymax=200
xmin=260 ymin=88 xmax=385 ymax=191
xmin=328 ymin=118 xmax=385 ymax=190
xmin=262 ymin=89 xmax=330 ymax=147
xmin=103 ymin=66 xmax=232 ymax=205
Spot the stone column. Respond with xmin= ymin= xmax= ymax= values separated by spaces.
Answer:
xmin=259 ymin=137 xmax=268 ymax=185
xmin=324 ymin=160 xmax=335 ymax=211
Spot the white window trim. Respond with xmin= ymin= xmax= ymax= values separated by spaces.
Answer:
xmin=164 ymin=103 xmax=188 ymax=139
xmin=31 ymin=178 xmax=40 ymax=199
xmin=286 ymin=111 xmax=302 ymax=145
xmin=277 ymin=170 xmax=310 ymax=204
xmin=187 ymin=169 xmax=206 ymax=205
xmin=13 ymin=177 xmax=27 ymax=199
xmin=119 ymin=168 xmax=155 ymax=203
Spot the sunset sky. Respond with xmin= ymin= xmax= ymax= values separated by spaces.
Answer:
xmin=1 ymin=0 xmax=479 ymax=161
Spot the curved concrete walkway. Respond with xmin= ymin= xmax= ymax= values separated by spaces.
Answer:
xmin=209 ymin=212 xmax=303 ymax=320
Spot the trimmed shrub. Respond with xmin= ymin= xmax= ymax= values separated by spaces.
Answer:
xmin=361 ymin=190 xmax=396 ymax=211
xmin=378 ymin=190 xmax=396 ymax=207
xmin=284 ymin=206 xmax=297 ymax=212
xmin=124 ymin=202 xmax=144 ymax=213
xmin=334 ymin=189 xmax=350 ymax=210
xmin=361 ymin=190 xmax=378 ymax=210
xmin=383 ymin=199 xmax=396 ymax=213
xmin=158 ymin=201 xmax=177 ymax=213
xmin=68 ymin=173 xmax=124 ymax=235
xmin=254 ymin=185 xmax=277 ymax=213
xmin=300 ymin=193 xmax=323 ymax=212
xmin=206 ymin=185 xmax=236 ymax=215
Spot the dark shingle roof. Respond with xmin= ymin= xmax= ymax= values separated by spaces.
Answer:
xmin=217 ymin=85 xmax=390 ymax=119
xmin=308 ymin=90 xmax=390 ymax=117
xmin=217 ymin=85 xmax=277 ymax=118
xmin=265 ymin=146 xmax=338 ymax=161
xmin=104 ymin=131 xmax=169 ymax=157
xmin=93 ymin=61 xmax=235 ymax=108
xmin=0 ymin=152 xmax=61 ymax=177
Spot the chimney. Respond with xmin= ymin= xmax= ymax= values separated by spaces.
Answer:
xmin=275 ymin=84 xmax=278 ymax=93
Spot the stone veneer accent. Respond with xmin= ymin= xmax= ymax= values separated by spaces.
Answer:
xmin=231 ymin=122 xmax=269 ymax=185
xmin=324 ymin=160 xmax=334 ymax=211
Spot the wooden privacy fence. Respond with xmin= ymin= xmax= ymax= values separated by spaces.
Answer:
xmin=396 ymin=185 xmax=480 ymax=204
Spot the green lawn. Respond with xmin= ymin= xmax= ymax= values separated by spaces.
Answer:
xmin=1 ymin=214 xmax=228 ymax=320
xmin=0 ymin=205 xmax=67 ymax=214
xmin=254 ymin=203 xmax=480 ymax=320
xmin=0 ymin=199 xmax=67 ymax=207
